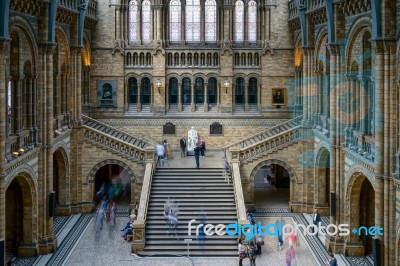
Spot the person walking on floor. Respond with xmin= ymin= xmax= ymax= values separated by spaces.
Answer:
xmin=325 ymin=253 xmax=338 ymax=266
xmin=248 ymin=242 xmax=257 ymax=266
xmin=179 ymin=136 xmax=187 ymax=157
xmin=275 ymin=216 xmax=284 ymax=251
xmin=194 ymin=143 xmax=200 ymax=169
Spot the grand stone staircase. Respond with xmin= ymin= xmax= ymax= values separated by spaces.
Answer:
xmin=138 ymin=168 xmax=238 ymax=257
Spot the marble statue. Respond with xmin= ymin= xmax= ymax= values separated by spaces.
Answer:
xmin=187 ymin=126 xmax=199 ymax=151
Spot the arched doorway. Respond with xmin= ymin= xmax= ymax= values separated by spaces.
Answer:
xmin=208 ymin=77 xmax=217 ymax=104
xmin=235 ymin=77 xmax=244 ymax=104
xmin=53 ymin=149 xmax=69 ymax=214
xmin=347 ymin=173 xmax=375 ymax=256
xmin=128 ymin=77 xmax=138 ymax=104
xmin=94 ymin=164 xmax=131 ymax=206
xmin=316 ymin=148 xmax=330 ymax=211
xmin=6 ymin=174 xmax=37 ymax=257
xmin=140 ymin=77 xmax=151 ymax=105
xmin=253 ymin=162 xmax=292 ymax=209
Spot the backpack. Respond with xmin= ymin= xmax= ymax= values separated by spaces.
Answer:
xmin=247 ymin=247 xmax=256 ymax=259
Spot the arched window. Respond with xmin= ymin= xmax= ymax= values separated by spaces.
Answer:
xmin=186 ymin=0 xmax=201 ymax=42
xmin=182 ymin=78 xmax=191 ymax=104
xmin=170 ymin=0 xmax=181 ymax=42
xmin=128 ymin=77 xmax=138 ymax=104
xmin=234 ymin=0 xmax=244 ymax=42
xmin=248 ymin=77 xmax=257 ymax=104
xmin=195 ymin=77 xmax=204 ymax=103
xmin=169 ymin=77 xmax=178 ymax=103
xmin=129 ymin=0 xmax=138 ymax=42
xmin=248 ymin=0 xmax=257 ymax=42
xmin=141 ymin=77 xmax=151 ymax=104
xmin=235 ymin=77 xmax=244 ymax=104
xmin=208 ymin=77 xmax=217 ymax=104
xmin=205 ymin=0 xmax=217 ymax=42
xmin=142 ymin=0 xmax=151 ymax=43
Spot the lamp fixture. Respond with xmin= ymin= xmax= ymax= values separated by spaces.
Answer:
xmin=156 ymin=79 xmax=162 ymax=94
xmin=224 ymin=80 xmax=230 ymax=94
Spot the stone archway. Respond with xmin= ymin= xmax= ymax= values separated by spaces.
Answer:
xmin=315 ymin=148 xmax=330 ymax=214
xmin=53 ymin=148 xmax=70 ymax=215
xmin=250 ymin=159 xmax=297 ymax=210
xmin=345 ymin=172 xmax=375 ymax=256
xmin=88 ymin=160 xmax=136 ymax=207
xmin=6 ymin=173 xmax=38 ymax=257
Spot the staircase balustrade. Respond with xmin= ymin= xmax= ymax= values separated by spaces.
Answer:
xmin=132 ymin=147 xmax=156 ymax=253
xmin=223 ymin=115 xmax=303 ymax=156
xmin=82 ymin=116 xmax=156 ymax=164
xmin=239 ymin=126 xmax=302 ymax=164
xmin=230 ymin=148 xmax=249 ymax=224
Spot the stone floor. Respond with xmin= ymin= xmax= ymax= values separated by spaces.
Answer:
xmin=8 ymin=150 xmax=373 ymax=266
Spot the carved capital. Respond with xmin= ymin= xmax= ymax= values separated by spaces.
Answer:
xmin=371 ymin=39 xmax=396 ymax=54
xmin=39 ymin=43 xmax=57 ymax=54
xmin=301 ymin=46 xmax=314 ymax=56
xmin=326 ymin=43 xmax=341 ymax=56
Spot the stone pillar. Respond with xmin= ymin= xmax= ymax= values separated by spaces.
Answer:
xmin=204 ymin=83 xmax=208 ymax=112
xmin=191 ymin=82 xmax=195 ymax=112
xmin=178 ymin=83 xmax=182 ymax=112
xmin=244 ymin=82 xmax=248 ymax=112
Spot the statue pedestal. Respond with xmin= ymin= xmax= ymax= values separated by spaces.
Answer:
xmin=187 ymin=150 xmax=195 ymax=156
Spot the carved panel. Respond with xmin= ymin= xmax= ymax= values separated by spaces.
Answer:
xmin=163 ymin=122 xmax=176 ymax=135
xmin=210 ymin=122 xmax=222 ymax=135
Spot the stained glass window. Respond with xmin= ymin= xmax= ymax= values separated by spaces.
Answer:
xmin=170 ymin=0 xmax=181 ymax=42
xmin=235 ymin=0 xmax=244 ymax=42
xmin=186 ymin=0 xmax=201 ymax=42
xmin=142 ymin=0 xmax=151 ymax=43
xmin=129 ymin=0 xmax=138 ymax=42
xmin=248 ymin=0 xmax=257 ymax=42
xmin=205 ymin=0 xmax=217 ymax=42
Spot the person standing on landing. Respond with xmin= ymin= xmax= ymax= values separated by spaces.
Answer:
xmin=179 ymin=136 xmax=187 ymax=157
xmin=199 ymin=137 xmax=206 ymax=157
xmin=194 ymin=143 xmax=200 ymax=169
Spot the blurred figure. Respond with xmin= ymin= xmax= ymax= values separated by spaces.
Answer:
xmin=248 ymin=242 xmax=257 ymax=266
xmin=223 ymin=160 xmax=230 ymax=184
xmin=195 ymin=210 xmax=207 ymax=248
xmin=107 ymin=200 xmax=117 ymax=231
xmin=238 ymin=238 xmax=247 ymax=266
xmin=288 ymin=230 xmax=299 ymax=247
xmin=255 ymin=233 xmax=264 ymax=255
xmin=285 ymin=245 xmax=296 ymax=266
xmin=156 ymin=141 xmax=165 ymax=167
xmin=275 ymin=216 xmax=284 ymax=251
xmin=163 ymin=199 xmax=179 ymax=239
xmin=194 ymin=143 xmax=200 ymax=169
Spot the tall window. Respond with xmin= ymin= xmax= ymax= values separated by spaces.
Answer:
xmin=205 ymin=0 xmax=217 ymax=42
xmin=186 ymin=0 xmax=201 ymax=42
xmin=129 ymin=0 xmax=138 ymax=42
xmin=170 ymin=0 xmax=181 ymax=42
xmin=142 ymin=0 xmax=151 ymax=43
xmin=235 ymin=0 xmax=244 ymax=42
xmin=248 ymin=0 xmax=257 ymax=42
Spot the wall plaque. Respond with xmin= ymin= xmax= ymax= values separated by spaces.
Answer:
xmin=163 ymin=122 xmax=175 ymax=135
xmin=210 ymin=122 xmax=222 ymax=135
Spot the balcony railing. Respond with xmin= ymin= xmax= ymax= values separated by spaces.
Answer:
xmin=58 ymin=0 xmax=97 ymax=19
xmin=288 ymin=0 xmax=299 ymax=20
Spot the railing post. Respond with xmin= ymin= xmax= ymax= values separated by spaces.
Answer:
xmin=131 ymin=147 xmax=155 ymax=253
xmin=230 ymin=147 xmax=248 ymax=224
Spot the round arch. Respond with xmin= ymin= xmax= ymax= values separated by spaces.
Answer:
xmin=52 ymin=146 xmax=70 ymax=209
xmin=314 ymin=147 xmax=330 ymax=208
xmin=345 ymin=169 xmax=376 ymax=255
xmin=6 ymin=171 xmax=38 ymax=256
xmin=88 ymin=159 xmax=136 ymax=204
xmin=249 ymin=159 xmax=297 ymax=184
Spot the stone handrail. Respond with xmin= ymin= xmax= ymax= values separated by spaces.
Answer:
xmin=82 ymin=115 xmax=153 ymax=149
xmin=230 ymin=148 xmax=249 ymax=224
xmin=239 ymin=125 xmax=302 ymax=164
xmin=223 ymin=115 xmax=303 ymax=155
xmin=132 ymin=147 xmax=156 ymax=253
xmin=82 ymin=126 xmax=150 ymax=164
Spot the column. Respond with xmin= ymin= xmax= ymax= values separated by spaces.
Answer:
xmin=137 ymin=84 xmax=142 ymax=112
xmin=156 ymin=7 xmax=162 ymax=42
xmin=191 ymin=82 xmax=195 ymax=112
xmin=204 ymin=83 xmax=208 ymax=112
xmin=178 ymin=83 xmax=182 ymax=111
xmin=244 ymin=82 xmax=248 ymax=112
